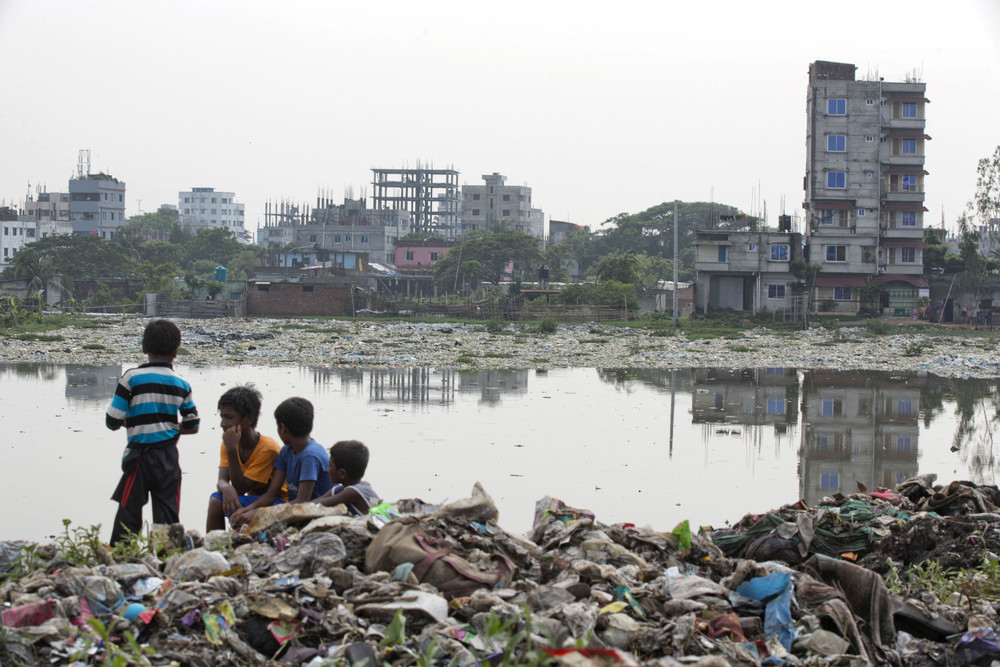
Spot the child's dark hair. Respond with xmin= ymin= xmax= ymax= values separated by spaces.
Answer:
xmin=273 ymin=397 xmax=313 ymax=438
xmin=143 ymin=319 xmax=181 ymax=356
xmin=218 ymin=384 xmax=262 ymax=428
xmin=330 ymin=440 xmax=369 ymax=480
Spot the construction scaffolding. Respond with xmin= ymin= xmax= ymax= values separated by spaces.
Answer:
xmin=372 ymin=164 xmax=460 ymax=237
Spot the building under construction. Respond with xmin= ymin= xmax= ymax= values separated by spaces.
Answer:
xmin=372 ymin=165 xmax=460 ymax=238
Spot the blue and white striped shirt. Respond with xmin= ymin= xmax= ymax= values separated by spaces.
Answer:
xmin=106 ymin=362 xmax=199 ymax=447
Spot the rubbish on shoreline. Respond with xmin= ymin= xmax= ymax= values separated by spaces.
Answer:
xmin=1 ymin=475 xmax=999 ymax=665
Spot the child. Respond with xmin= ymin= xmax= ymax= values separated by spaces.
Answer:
xmin=206 ymin=384 xmax=287 ymax=532
xmin=230 ymin=397 xmax=333 ymax=530
xmin=106 ymin=319 xmax=200 ymax=546
xmin=315 ymin=440 xmax=381 ymax=515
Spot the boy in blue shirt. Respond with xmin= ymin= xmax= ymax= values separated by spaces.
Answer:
xmin=231 ymin=397 xmax=333 ymax=530
xmin=106 ymin=319 xmax=200 ymax=546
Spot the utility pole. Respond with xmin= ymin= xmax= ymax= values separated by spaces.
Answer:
xmin=673 ymin=200 xmax=679 ymax=325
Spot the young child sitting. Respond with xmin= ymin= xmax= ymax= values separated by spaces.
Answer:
xmin=315 ymin=440 xmax=381 ymax=515
xmin=230 ymin=397 xmax=333 ymax=530
xmin=206 ymin=384 xmax=286 ymax=532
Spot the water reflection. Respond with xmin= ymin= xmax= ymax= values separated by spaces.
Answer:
xmin=2 ymin=361 xmax=1000 ymax=542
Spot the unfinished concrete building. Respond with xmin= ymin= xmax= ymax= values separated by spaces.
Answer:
xmin=804 ymin=60 xmax=929 ymax=315
xmin=372 ymin=166 xmax=460 ymax=238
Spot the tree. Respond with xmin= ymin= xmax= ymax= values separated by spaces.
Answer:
xmin=13 ymin=235 xmax=133 ymax=279
xmin=595 ymin=250 xmax=641 ymax=284
xmin=433 ymin=228 xmax=542 ymax=289
xmin=12 ymin=250 xmax=73 ymax=312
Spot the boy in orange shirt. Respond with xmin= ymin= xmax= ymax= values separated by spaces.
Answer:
xmin=205 ymin=384 xmax=286 ymax=531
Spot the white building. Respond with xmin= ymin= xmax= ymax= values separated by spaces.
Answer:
xmin=461 ymin=173 xmax=544 ymax=238
xmin=178 ymin=187 xmax=248 ymax=242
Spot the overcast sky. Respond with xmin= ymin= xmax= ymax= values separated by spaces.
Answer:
xmin=1 ymin=0 xmax=998 ymax=235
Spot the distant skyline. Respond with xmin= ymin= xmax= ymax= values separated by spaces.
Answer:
xmin=1 ymin=0 xmax=998 ymax=235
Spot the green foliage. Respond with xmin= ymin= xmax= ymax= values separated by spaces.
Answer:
xmin=433 ymin=228 xmax=543 ymax=289
xmin=538 ymin=317 xmax=558 ymax=334
xmin=551 ymin=281 xmax=638 ymax=309
xmin=595 ymin=250 xmax=641 ymax=284
xmin=865 ymin=319 xmax=896 ymax=335
xmin=55 ymin=520 xmax=112 ymax=567
xmin=903 ymin=340 xmax=932 ymax=357
xmin=73 ymin=617 xmax=155 ymax=666
xmin=0 ymin=297 xmax=32 ymax=329
xmin=485 ymin=318 xmax=507 ymax=333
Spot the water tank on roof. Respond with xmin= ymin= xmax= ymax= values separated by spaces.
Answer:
xmin=214 ymin=266 xmax=228 ymax=283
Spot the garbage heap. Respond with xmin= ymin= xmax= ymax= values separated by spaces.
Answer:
xmin=3 ymin=475 xmax=1000 ymax=666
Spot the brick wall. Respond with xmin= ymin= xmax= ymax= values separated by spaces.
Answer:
xmin=247 ymin=281 xmax=353 ymax=316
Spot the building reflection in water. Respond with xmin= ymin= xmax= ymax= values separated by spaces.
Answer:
xmin=64 ymin=365 xmax=123 ymax=401
xmin=691 ymin=368 xmax=800 ymax=454
xmin=799 ymin=370 xmax=920 ymax=504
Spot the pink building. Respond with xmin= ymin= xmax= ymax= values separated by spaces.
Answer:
xmin=394 ymin=240 xmax=456 ymax=271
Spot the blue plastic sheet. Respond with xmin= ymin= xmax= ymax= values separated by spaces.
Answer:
xmin=734 ymin=572 xmax=795 ymax=651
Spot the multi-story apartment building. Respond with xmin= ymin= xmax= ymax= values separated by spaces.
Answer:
xmin=693 ymin=227 xmax=803 ymax=316
xmin=178 ymin=187 xmax=248 ymax=242
xmin=804 ymin=60 xmax=929 ymax=314
xmin=257 ymin=197 xmax=409 ymax=266
xmin=461 ymin=173 xmax=544 ymax=238
xmin=69 ymin=173 xmax=126 ymax=238
xmin=25 ymin=190 xmax=71 ymax=237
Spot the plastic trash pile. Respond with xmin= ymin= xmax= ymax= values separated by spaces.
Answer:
xmin=3 ymin=476 xmax=1000 ymax=665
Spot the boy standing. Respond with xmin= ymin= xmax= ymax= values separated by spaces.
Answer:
xmin=106 ymin=319 xmax=200 ymax=546
xmin=316 ymin=440 xmax=381 ymax=516
xmin=206 ymin=384 xmax=286 ymax=532
xmin=230 ymin=397 xmax=333 ymax=530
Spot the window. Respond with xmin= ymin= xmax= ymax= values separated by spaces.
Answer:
xmin=767 ymin=284 xmax=786 ymax=299
xmin=816 ymin=435 xmax=829 ymax=451
xmin=472 ymin=209 xmax=480 ymax=216
xmin=901 ymin=139 xmax=917 ymax=154
xmin=902 ymin=103 xmax=917 ymax=118
xmin=361 ymin=234 xmax=369 ymax=244
xmin=302 ymin=285 xmax=313 ymax=292
xmin=827 ymin=98 xmax=846 ymax=115
xmin=748 ymin=243 xmax=757 ymax=251
xmin=502 ymin=209 xmax=511 ymax=216
xmin=821 ymin=472 xmax=840 ymax=490
xmin=866 ymin=98 xmax=875 ymax=105
xmin=825 ymin=245 xmax=847 ymax=262
xmin=502 ymin=195 xmax=510 ymax=201
xmin=770 ymin=244 xmax=789 ymax=261
xmin=827 ymin=135 xmax=846 ymax=152
xmin=334 ymin=234 xmax=341 ymax=242
xmin=901 ymin=211 xmax=916 ymax=227
xmin=256 ymin=284 xmax=269 ymax=291
xmin=766 ymin=397 xmax=786 ymax=415
xmin=827 ymin=172 xmax=846 ymax=189
xmin=865 ymin=136 xmax=874 ymax=142
xmin=897 ymin=436 xmax=911 ymax=453
xmin=822 ymin=398 xmax=843 ymax=417
xmin=865 ymin=171 xmax=873 ymax=179
xmin=345 ymin=234 xmax=351 ymax=242
xmin=821 ymin=210 xmax=835 ymax=225
xmin=900 ymin=247 xmax=916 ymax=263
xmin=211 ymin=208 xmax=217 ymax=214
xmin=834 ymin=287 xmax=852 ymax=301
xmin=717 ymin=246 xmax=727 ymax=262
xmin=473 ymin=194 xmax=480 ymax=201
xmin=897 ymin=400 xmax=913 ymax=416
xmin=405 ymin=250 xmax=414 ymax=261
xmin=858 ymin=209 xmax=866 ymax=217
xmin=211 ymin=197 xmax=217 ymax=203
xmin=430 ymin=252 xmax=439 ymax=261
xmin=902 ymin=175 xmax=918 ymax=191
xmin=309 ymin=234 xmax=316 ymax=242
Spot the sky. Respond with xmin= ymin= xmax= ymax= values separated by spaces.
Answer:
xmin=1 ymin=0 xmax=998 ymax=235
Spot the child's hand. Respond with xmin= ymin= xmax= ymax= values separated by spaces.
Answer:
xmin=221 ymin=485 xmax=240 ymax=516
xmin=230 ymin=507 xmax=254 ymax=530
xmin=222 ymin=425 xmax=241 ymax=450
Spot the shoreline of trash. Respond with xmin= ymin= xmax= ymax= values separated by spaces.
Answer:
xmin=3 ymin=475 xmax=1000 ymax=665
xmin=3 ymin=316 xmax=1000 ymax=378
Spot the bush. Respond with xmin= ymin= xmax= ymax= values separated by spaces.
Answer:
xmin=485 ymin=318 xmax=506 ymax=333
xmin=865 ymin=319 xmax=896 ymax=335
xmin=538 ymin=318 xmax=558 ymax=334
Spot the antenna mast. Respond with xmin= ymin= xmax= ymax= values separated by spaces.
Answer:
xmin=77 ymin=149 xmax=91 ymax=178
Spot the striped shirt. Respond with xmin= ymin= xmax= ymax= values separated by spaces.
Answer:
xmin=106 ymin=362 xmax=199 ymax=447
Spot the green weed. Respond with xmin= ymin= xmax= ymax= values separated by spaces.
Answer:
xmin=82 ymin=343 xmax=106 ymax=350
xmin=14 ymin=333 xmax=64 ymax=342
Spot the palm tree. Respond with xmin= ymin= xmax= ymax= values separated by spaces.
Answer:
xmin=13 ymin=250 xmax=73 ymax=313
